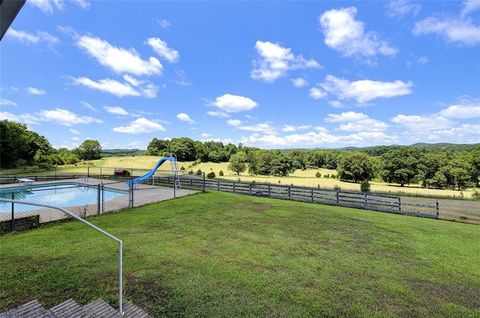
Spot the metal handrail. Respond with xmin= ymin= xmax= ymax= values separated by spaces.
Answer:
xmin=0 ymin=198 xmax=124 ymax=316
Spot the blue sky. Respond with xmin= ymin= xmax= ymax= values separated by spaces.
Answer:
xmin=1 ymin=0 xmax=479 ymax=149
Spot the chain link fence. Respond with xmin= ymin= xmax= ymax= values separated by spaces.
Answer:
xmin=0 ymin=181 xmax=134 ymax=234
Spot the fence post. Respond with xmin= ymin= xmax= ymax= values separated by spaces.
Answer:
xmin=11 ymin=192 xmax=15 ymax=232
xmin=87 ymin=166 xmax=90 ymax=178
xmin=101 ymin=183 xmax=105 ymax=213
xmin=217 ymin=180 xmax=220 ymax=191
xmin=288 ymin=186 xmax=291 ymax=198
xmin=173 ymin=180 xmax=176 ymax=198
xmin=364 ymin=193 xmax=368 ymax=209
xmin=311 ymin=189 xmax=314 ymax=203
xmin=249 ymin=183 xmax=252 ymax=195
xmin=100 ymin=167 xmax=103 ymax=176
xmin=398 ymin=197 xmax=402 ymax=212
xmin=233 ymin=182 xmax=236 ymax=193
xmin=97 ymin=184 xmax=101 ymax=215
xmin=336 ymin=191 xmax=339 ymax=204
xmin=202 ymin=172 xmax=206 ymax=193
xmin=129 ymin=182 xmax=134 ymax=208
xmin=435 ymin=200 xmax=439 ymax=218
xmin=268 ymin=184 xmax=271 ymax=197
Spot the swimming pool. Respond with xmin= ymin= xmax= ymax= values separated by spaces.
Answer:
xmin=0 ymin=182 xmax=127 ymax=213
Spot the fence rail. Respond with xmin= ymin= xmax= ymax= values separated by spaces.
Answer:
xmin=0 ymin=172 xmax=440 ymax=222
xmin=151 ymin=175 xmax=439 ymax=219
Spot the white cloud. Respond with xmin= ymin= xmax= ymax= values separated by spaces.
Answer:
xmin=413 ymin=16 xmax=480 ymax=46
xmin=319 ymin=7 xmax=397 ymax=59
xmin=72 ymin=0 xmax=90 ymax=9
xmin=104 ymin=106 xmax=129 ymax=116
xmin=227 ymin=119 xmax=275 ymax=134
xmin=239 ymin=130 xmax=398 ymax=149
xmin=226 ymin=119 xmax=242 ymax=127
xmin=282 ymin=124 xmax=311 ymax=132
xmin=291 ymin=78 xmax=309 ymax=88
xmin=7 ymin=28 xmax=59 ymax=45
xmin=438 ymin=102 xmax=480 ymax=119
xmin=326 ymin=111 xmax=369 ymax=123
xmin=157 ymin=19 xmax=171 ymax=29
xmin=146 ymin=38 xmax=179 ymax=63
xmin=250 ymin=41 xmax=320 ymax=83
xmin=177 ymin=112 xmax=195 ymax=124
xmin=207 ymin=111 xmax=230 ymax=118
xmin=77 ymin=35 xmax=163 ymax=76
xmin=26 ymin=87 xmax=47 ymax=95
xmin=461 ymin=0 xmax=480 ymax=16
xmin=80 ymin=101 xmax=97 ymax=112
xmin=0 ymin=112 xmax=20 ymax=122
xmin=212 ymin=94 xmax=258 ymax=113
xmin=386 ymin=0 xmax=421 ymax=19
xmin=28 ymin=0 xmax=64 ymax=14
xmin=319 ymin=75 xmax=413 ymax=103
xmin=338 ymin=118 xmax=388 ymax=132
xmin=69 ymin=128 xmax=81 ymax=134
xmin=113 ymin=118 xmax=165 ymax=134
xmin=0 ymin=98 xmax=16 ymax=106
xmin=72 ymin=77 xmax=157 ymax=98
xmin=309 ymin=87 xmax=326 ymax=100
xmin=325 ymin=111 xmax=388 ymax=132
xmin=122 ymin=75 xmax=142 ymax=87
xmin=37 ymin=108 xmax=103 ymax=126
xmin=328 ymin=100 xmax=345 ymax=108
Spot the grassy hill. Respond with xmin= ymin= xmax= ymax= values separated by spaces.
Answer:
xmin=1 ymin=192 xmax=479 ymax=317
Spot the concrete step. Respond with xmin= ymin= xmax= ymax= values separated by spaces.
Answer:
xmin=83 ymin=299 xmax=120 ymax=318
xmin=49 ymin=299 xmax=92 ymax=318
xmin=0 ymin=299 xmax=151 ymax=318
xmin=1 ymin=299 xmax=55 ymax=318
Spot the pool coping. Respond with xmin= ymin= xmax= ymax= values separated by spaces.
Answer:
xmin=0 ymin=178 xmax=197 ymax=224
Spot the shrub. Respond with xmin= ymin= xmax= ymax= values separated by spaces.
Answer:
xmin=324 ymin=174 xmax=330 ymax=178
xmin=360 ymin=180 xmax=371 ymax=193
xmin=188 ymin=170 xmax=194 ymax=175
xmin=180 ymin=166 xmax=185 ymax=171
xmin=315 ymin=172 xmax=321 ymax=178
xmin=196 ymin=169 xmax=202 ymax=176
xmin=472 ymin=190 xmax=480 ymax=200
xmin=219 ymin=170 xmax=224 ymax=176
xmin=333 ymin=184 xmax=341 ymax=191
xmin=207 ymin=171 xmax=216 ymax=179
xmin=331 ymin=174 xmax=337 ymax=179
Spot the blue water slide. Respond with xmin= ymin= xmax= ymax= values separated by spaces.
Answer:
xmin=127 ymin=156 xmax=176 ymax=187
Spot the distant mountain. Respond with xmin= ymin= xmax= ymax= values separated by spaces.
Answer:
xmin=101 ymin=149 xmax=145 ymax=156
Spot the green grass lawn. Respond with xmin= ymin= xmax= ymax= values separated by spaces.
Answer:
xmin=1 ymin=192 xmax=479 ymax=317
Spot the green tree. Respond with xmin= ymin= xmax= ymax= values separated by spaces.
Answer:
xmin=0 ymin=120 xmax=53 ymax=168
xmin=74 ymin=139 xmax=102 ymax=160
xmin=337 ymin=152 xmax=374 ymax=183
xmin=271 ymin=153 xmax=295 ymax=176
xmin=381 ymin=148 xmax=420 ymax=186
xmin=471 ymin=146 xmax=480 ymax=186
xmin=229 ymin=152 xmax=247 ymax=175
xmin=168 ymin=137 xmax=195 ymax=161
xmin=146 ymin=138 xmax=169 ymax=156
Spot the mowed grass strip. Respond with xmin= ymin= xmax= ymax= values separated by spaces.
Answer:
xmin=1 ymin=192 xmax=479 ymax=317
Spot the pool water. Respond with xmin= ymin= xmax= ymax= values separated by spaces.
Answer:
xmin=0 ymin=183 xmax=127 ymax=213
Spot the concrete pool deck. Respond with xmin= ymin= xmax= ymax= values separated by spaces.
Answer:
xmin=0 ymin=178 xmax=197 ymax=224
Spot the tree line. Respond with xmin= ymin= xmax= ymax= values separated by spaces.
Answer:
xmin=0 ymin=121 xmax=102 ymax=168
xmin=1 ymin=120 xmax=478 ymax=190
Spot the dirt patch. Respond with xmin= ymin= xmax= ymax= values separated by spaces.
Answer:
xmin=411 ymin=279 xmax=480 ymax=310
xmin=232 ymin=202 xmax=272 ymax=213
xmin=126 ymin=273 xmax=187 ymax=317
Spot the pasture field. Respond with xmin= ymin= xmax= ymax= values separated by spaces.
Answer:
xmin=2 ymin=156 xmax=473 ymax=199
xmin=1 ymin=191 xmax=479 ymax=317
